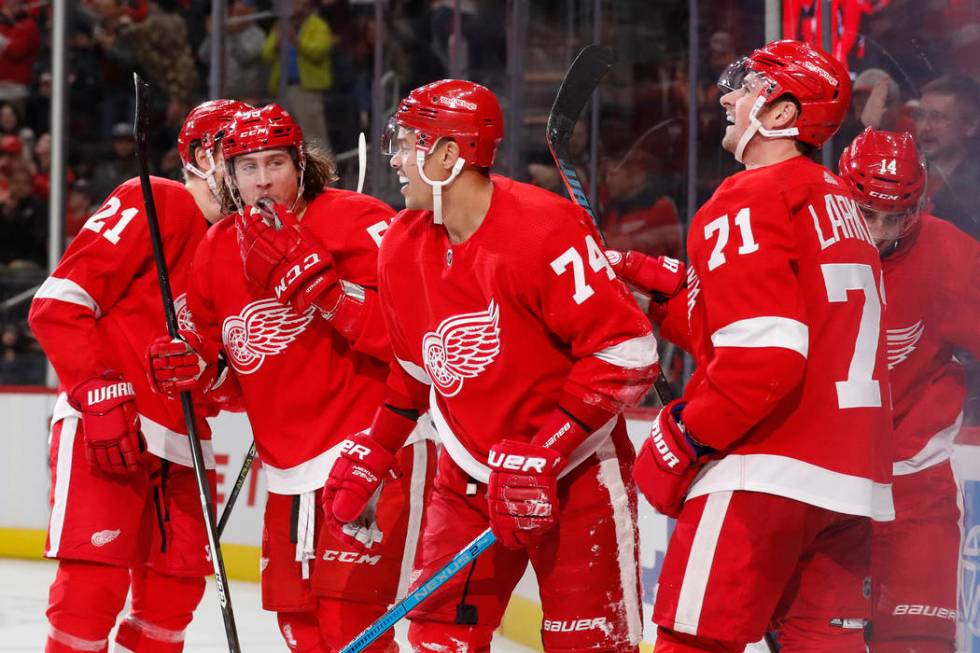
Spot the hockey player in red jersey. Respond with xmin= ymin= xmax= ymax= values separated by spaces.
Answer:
xmin=28 ymin=99 xmax=249 ymax=653
xmin=146 ymin=103 xmax=436 ymax=653
xmin=838 ymin=127 xmax=980 ymax=653
xmin=322 ymin=79 xmax=660 ymax=652
xmin=612 ymin=40 xmax=894 ymax=652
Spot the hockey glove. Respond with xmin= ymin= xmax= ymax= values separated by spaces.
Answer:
xmin=236 ymin=202 xmax=344 ymax=315
xmin=487 ymin=440 xmax=564 ymax=550
xmin=146 ymin=330 xmax=218 ymax=397
xmin=632 ymin=399 xmax=710 ymax=518
xmin=323 ymin=433 xmax=397 ymax=549
xmin=68 ymin=372 xmax=146 ymax=475
xmin=605 ymin=249 xmax=685 ymax=302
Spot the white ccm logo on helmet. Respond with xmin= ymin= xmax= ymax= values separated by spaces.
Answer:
xmin=869 ymin=191 xmax=900 ymax=200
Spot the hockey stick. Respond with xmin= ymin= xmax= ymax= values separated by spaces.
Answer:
xmin=217 ymin=441 xmax=256 ymax=538
xmin=338 ymin=528 xmax=496 ymax=653
xmin=133 ymin=74 xmax=242 ymax=652
xmin=357 ymin=132 xmax=367 ymax=194
xmin=546 ymin=44 xmax=676 ymax=407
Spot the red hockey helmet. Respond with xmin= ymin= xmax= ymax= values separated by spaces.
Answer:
xmin=177 ymin=99 xmax=252 ymax=167
xmin=384 ymin=79 xmax=504 ymax=168
xmin=719 ymin=39 xmax=851 ymax=150
xmin=222 ymin=104 xmax=305 ymax=163
xmin=839 ymin=127 xmax=925 ymax=214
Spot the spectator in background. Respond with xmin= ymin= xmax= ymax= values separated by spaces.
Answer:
xmin=198 ymin=0 xmax=266 ymax=104
xmin=121 ymin=0 xmax=199 ymax=127
xmin=90 ymin=122 xmax=139 ymax=201
xmin=262 ymin=0 xmax=333 ymax=148
xmin=0 ymin=133 xmax=20 ymax=174
xmin=65 ymin=178 xmax=95 ymax=239
xmin=0 ymin=0 xmax=40 ymax=106
xmin=835 ymin=68 xmax=910 ymax=161
xmin=601 ymin=148 xmax=683 ymax=259
xmin=25 ymin=70 xmax=51 ymax=136
xmin=915 ymin=74 xmax=980 ymax=240
xmin=0 ymin=102 xmax=19 ymax=136
xmin=0 ymin=161 xmax=46 ymax=267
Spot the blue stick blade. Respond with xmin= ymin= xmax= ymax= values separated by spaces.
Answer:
xmin=339 ymin=529 xmax=497 ymax=653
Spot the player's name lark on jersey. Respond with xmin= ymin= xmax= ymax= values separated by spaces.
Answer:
xmin=808 ymin=192 xmax=875 ymax=250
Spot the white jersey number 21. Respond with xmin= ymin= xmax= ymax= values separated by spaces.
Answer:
xmin=550 ymin=235 xmax=615 ymax=304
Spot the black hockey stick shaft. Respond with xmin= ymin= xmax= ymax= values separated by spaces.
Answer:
xmin=546 ymin=45 xmax=675 ymax=406
xmin=133 ymin=74 xmax=242 ymax=652
xmin=217 ymin=441 xmax=257 ymax=538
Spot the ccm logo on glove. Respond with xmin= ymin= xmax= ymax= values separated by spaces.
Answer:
xmin=86 ymin=381 xmax=135 ymax=406
xmin=487 ymin=452 xmax=549 ymax=473
xmin=275 ymin=253 xmax=323 ymax=300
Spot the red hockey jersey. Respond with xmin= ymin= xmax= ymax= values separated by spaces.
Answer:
xmin=378 ymin=175 xmax=659 ymax=482
xmin=881 ymin=214 xmax=980 ymax=473
xmin=29 ymin=177 xmax=215 ymax=468
xmin=678 ymin=156 xmax=894 ymax=520
xmin=186 ymin=189 xmax=397 ymax=494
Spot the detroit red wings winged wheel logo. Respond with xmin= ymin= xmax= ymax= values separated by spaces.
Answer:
xmin=222 ymin=299 xmax=315 ymax=374
xmin=423 ymin=300 xmax=501 ymax=397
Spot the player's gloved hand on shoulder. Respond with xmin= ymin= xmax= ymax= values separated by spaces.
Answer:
xmin=236 ymin=202 xmax=344 ymax=315
xmin=68 ymin=372 xmax=146 ymax=475
xmin=632 ymin=399 xmax=712 ymax=518
xmin=146 ymin=329 xmax=217 ymax=397
xmin=605 ymin=249 xmax=685 ymax=303
xmin=323 ymin=433 xmax=398 ymax=550
xmin=487 ymin=439 xmax=565 ymax=550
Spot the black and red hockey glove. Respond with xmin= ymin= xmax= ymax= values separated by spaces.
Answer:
xmin=68 ymin=372 xmax=146 ymax=475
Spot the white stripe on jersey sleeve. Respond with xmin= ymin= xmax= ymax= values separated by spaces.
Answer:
xmin=397 ymin=356 xmax=433 ymax=385
xmin=710 ymin=316 xmax=809 ymax=357
xmin=34 ymin=276 xmax=103 ymax=318
xmin=593 ymin=334 xmax=660 ymax=369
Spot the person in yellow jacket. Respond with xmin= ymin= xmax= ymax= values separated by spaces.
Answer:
xmin=261 ymin=0 xmax=332 ymax=148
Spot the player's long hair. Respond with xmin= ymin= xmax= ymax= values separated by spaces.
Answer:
xmin=220 ymin=143 xmax=339 ymax=214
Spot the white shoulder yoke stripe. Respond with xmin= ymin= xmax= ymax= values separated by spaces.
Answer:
xmin=397 ymin=357 xmax=432 ymax=385
xmin=711 ymin=316 xmax=808 ymax=357
xmin=594 ymin=334 xmax=660 ymax=369
xmin=34 ymin=276 xmax=102 ymax=318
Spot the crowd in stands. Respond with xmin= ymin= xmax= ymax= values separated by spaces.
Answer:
xmin=0 ymin=0 xmax=977 ymax=389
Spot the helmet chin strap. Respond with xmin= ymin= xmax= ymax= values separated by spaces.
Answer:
xmin=290 ymin=159 xmax=306 ymax=214
xmin=415 ymin=148 xmax=465 ymax=225
xmin=734 ymin=95 xmax=800 ymax=164
xmin=185 ymin=149 xmax=222 ymax=199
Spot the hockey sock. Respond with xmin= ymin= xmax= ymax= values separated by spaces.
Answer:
xmin=277 ymin=611 xmax=329 ymax=652
xmin=316 ymin=596 xmax=396 ymax=653
xmin=46 ymin=560 xmax=130 ymax=653
xmin=870 ymin=640 xmax=954 ymax=653
xmin=652 ymin=627 xmax=745 ymax=653
xmin=407 ymin=620 xmax=493 ymax=653
xmin=114 ymin=567 xmax=206 ymax=652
